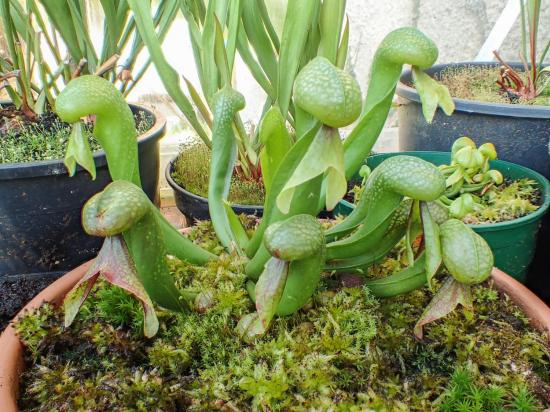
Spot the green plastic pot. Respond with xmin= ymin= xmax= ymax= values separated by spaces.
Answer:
xmin=333 ymin=152 xmax=550 ymax=282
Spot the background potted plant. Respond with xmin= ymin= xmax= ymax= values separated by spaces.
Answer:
xmin=0 ymin=0 xmax=177 ymax=322
xmin=130 ymin=0 xmax=354 ymax=220
xmin=335 ymin=137 xmax=550 ymax=282
xmin=396 ymin=0 xmax=549 ymax=178
xmin=394 ymin=0 xmax=550 ymax=302
xmin=1 ymin=9 xmax=550 ymax=407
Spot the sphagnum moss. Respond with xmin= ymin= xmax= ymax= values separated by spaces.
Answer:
xmin=15 ymin=221 xmax=550 ymax=411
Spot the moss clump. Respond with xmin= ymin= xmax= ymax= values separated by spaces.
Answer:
xmin=15 ymin=220 xmax=550 ymax=411
xmin=349 ymin=177 xmax=541 ymax=226
xmin=435 ymin=65 xmax=550 ymax=106
xmin=462 ymin=178 xmax=541 ymax=224
xmin=439 ymin=367 xmax=540 ymax=412
xmin=172 ymin=141 xmax=265 ymax=206
xmin=0 ymin=110 xmax=153 ymax=164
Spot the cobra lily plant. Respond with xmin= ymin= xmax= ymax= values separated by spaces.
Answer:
xmin=55 ymin=10 xmax=493 ymax=342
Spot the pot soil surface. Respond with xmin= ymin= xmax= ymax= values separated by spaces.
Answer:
xmin=172 ymin=141 xmax=265 ymax=206
xmin=432 ymin=65 xmax=550 ymax=106
xmin=0 ymin=107 xmax=153 ymax=164
xmin=13 ymin=219 xmax=550 ymax=411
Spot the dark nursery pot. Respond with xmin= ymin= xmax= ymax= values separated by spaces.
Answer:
xmin=1 ymin=262 xmax=549 ymax=412
xmin=396 ymin=62 xmax=550 ymax=180
xmin=333 ymin=152 xmax=550 ymax=283
xmin=0 ymin=104 xmax=165 ymax=318
xmin=166 ymin=158 xmax=264 ymax=221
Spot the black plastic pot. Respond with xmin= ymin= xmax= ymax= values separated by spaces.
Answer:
xmin=396 ymin=62 xmax=550 ymax=180
xmin=166 ymin=158 xmax=264 ymax=221
xmin=0 ymin=104 xmax=166 ymax=284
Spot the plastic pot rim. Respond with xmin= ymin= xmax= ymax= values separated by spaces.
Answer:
xmin=346 ymin=151 xmax=550 ymax=231
xmin=165 ymin=155 xmax=264 ymax=210
xmin=0 ymin=102 xmax=166 ymax=180
xmin=397 ymin=62 xmax=550 ymax=119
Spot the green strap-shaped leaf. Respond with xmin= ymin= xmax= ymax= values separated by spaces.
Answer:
xmin=277 ymin=0 xmax=317 ymax=116
xmin=223 ymin=201 xmax=249 ymax=251
xmin=127 ymin=0 xmax=211 ymax=147
xmin=412 ymin=67 xmax=455 ymax=124
xmin=208 ymin=86 xmax=246 ymax=249
xmin=259 ymin=106 xmax=293 ymax=195
xmin=318 ymin=0 xmax=346 ymax=64
xmin=335 ymin=16 xmax=349 ymax=69
xmin=38 ymin=0 xmax=84 ymax=62
xmin=364 ymin=253 xmax=427 ymax=298
xmin=242 ymin=0 xmax=278 ymax=84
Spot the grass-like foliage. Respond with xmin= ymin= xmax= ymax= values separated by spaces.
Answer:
xmin=0 ymin=110 xmax=152 ymax=164
xmin=172 ymin=141 xmax=266 ymax=205
xmin=439 ymin=367 xmax=539 ymax=412
xmin=436 ymin=66 xmax=550 ymax=106
xmin=15 ymin=221 xmax=550 ymax=411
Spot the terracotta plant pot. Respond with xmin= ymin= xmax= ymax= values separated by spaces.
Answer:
xmin=1 ymin=263 xmax=549 ymax=411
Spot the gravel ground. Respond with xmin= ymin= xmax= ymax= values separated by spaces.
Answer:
xmin=0 ymin=272 xmax=63 ymax=332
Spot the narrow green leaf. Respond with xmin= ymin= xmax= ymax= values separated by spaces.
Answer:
xmin=39 ymin=0 xmax=85 ymax=64
xmin=257 ymin=0 xmax=280 ymax=52
xmin=183 ymin=76 xmax=212 ymax=128
xmin=242 ymin=0 xmax=278 ymax=84
xmin=236 ymin=31 xmax=275 ymax=99
xmin=259 ymin=106 xmax=292 ymax=195
xmin=225 ymin=0 xmax=242 ymax=72
xmin=319 ymin=0 xmax=346 ymax=64
xmin=127 ymin=0 xmax=211 ymax=147
xmin=214 ymin=16 xmax=231 ymax=87
xmin=420 ymin=201 xmax=442 ymax=289
xmin=223 ymin=201 xmax=249 ymax=251
xmin=336 ymin=16 xmax=349 ymax=69
xmin=277 ymin=0 xmax=317 ymax=116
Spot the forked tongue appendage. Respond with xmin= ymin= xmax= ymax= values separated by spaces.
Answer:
xmin=414 ymin=276 xmax=472 ymax=340
xmin=63 ymin=235 xmax=159 ymax=338
xmin=237 ymin=257 xmax=290 ymax=342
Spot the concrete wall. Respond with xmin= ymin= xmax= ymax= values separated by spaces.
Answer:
xmin=345 ymin=0 xmax=550 ymax=89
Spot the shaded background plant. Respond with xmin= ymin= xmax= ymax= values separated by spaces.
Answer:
xmin=493 ymin=0 xmax=550 ymax=101
xmin=0 ymin=0 xmax=178 ymax=118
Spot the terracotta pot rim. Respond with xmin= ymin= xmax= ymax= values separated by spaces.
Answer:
xmin=1 ymin=263 xmax=549 ymax=411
